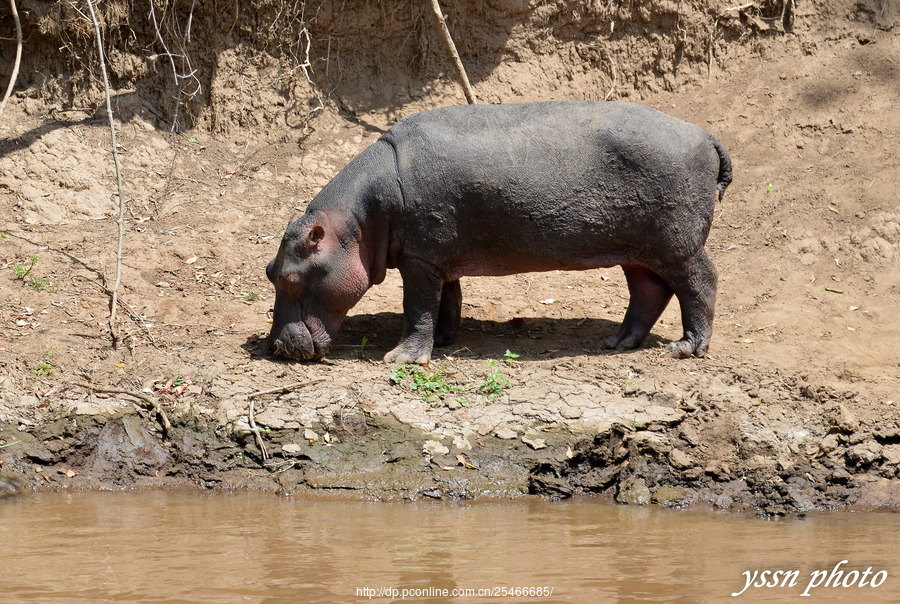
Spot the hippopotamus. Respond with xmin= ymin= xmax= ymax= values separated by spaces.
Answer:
xmin=266 ymin=100 xmax=732 ymax=364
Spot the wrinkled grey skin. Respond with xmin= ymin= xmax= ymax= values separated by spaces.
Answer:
xmin=266 ymin=101 xmax=732 ymax=364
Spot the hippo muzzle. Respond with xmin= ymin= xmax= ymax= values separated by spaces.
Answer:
xmin=268 ymin=319 xmax=328 ymax=361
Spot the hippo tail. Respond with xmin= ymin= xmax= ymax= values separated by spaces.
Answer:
xmin=711 ymin=135 xmax=733 ymax=201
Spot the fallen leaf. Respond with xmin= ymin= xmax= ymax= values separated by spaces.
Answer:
xmin=185 ymin=256 xmax=198 ymax=264
xmin=456 ymin=454 xmax=478 ymax=469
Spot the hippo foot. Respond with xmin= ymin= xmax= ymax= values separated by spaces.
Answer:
xmin=384 ymin=346 xmax=431 ymax=365
xmin=599 ymin=332 xmax=643 ymax=352
xmin=667 ymin=337 xmax=708 ymax=359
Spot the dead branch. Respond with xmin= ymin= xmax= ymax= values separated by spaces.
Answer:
xmin=247 ymin=379 xmax=326 ymax=399
xmin=84 ymin=385 xmax=173 ymax=439
xmin=427 ymin=0 xmax=476 ymax=104
xmin=0 ymin=0 xmax=23 ymax=121
xmin=603 ymin=45 xmax=617 ymax=101
xmin=724 ymin=2 xmax=755 ymax=11
xmin=248 ymin=397 xmax=269 ymax=461
xmin=84 ymin=0 xmax=127 ymax=349
xmin=246 ymin=379 xmax=327 ymax=463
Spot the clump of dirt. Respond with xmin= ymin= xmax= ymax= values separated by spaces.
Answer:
xmin=0 ymin=0 xmax=898 ymax=514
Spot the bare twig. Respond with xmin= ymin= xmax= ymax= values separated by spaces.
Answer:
xmin=246 ymin=379 xmax=327 ymax=463
xmin=84 ymin=385 xmax=173 ymax=439
xmin=247 ymin=397 xmax=269 ymax=461
xmin=247 ymin=379 xmax=326 ymax=399
xmin=603 ymin=45 xmax=617 ymax=101
xmin=0 ymin=0 xmax=22 ymax=121
xmin=724 ymin=2 xmax=755 ymax=11
xmin=427 ymin=0 xmax=476 ymax=104
xmin=84 ymin=0 xmax=127 ymax=348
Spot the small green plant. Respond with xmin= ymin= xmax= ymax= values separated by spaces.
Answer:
xmin=34 ymin=351 xmax=57 ymax=377
xmin=478 ymin=359 xmax=511 ymax=399
xmin=390 ymin=363 xmax=466 ymax=402
xmin=12 ymin=255 xmax=37 ymax=281
xmin=1 ymin=231 xmax=7 ymax=238
xmin=244 ymin=292 xmax=259 ymax=302
xmin=30 ymin=276 xmax=51 ymax=292
xmin=502 ymin=349 xmax=520 ymax=365
xmin=358 ymin=336 xmax=370 ymax=361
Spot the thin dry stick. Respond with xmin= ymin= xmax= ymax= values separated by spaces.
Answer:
xmin=708 ymin=18 xmax=719 ymax=82
xmin=247 ymin=398 xmax=269 ymax=461
xmin=84 ymin=0 xmax=127 ymax=348
xmin=603 ymin=44 xmax=617 ymax=101
xmin=85 ymin=385 xmax=173 ymax=439
xmin=247 ymin=379 xmax=326 ymax=399
xmin=0 ymin=0 xmax=23 ymax=120
xmin=246 ymin=379 xmax=326 ymax=462
xmin=427 ymin=0 xmax=476 ymax=104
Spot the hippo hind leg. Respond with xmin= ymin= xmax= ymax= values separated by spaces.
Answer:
xmin=434 ymin=279 xmax=462 ymax=348
xmin=601 ymin=265 xmax=673 ymax=351
xmin=665 ymin=249 xmax=717 ymax=358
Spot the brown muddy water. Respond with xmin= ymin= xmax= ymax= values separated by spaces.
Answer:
xmin=1 ymin=492 xmax=898 ymax=603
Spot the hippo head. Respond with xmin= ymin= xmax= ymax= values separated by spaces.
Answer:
xmin=265 ymin=211 xmax=371 ymax=361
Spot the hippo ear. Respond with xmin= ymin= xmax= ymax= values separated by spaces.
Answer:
xmin=306 ymin=224 xmax=325 ymax=250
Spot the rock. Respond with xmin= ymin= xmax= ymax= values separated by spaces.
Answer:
xmin=559 ymin=405 xmax=583 ymax=419
xmin=255 ymin=407 xmax=293 ymax=429
xmin=669 ymin=448 xmax=693 ymax=469
xmin=528 ymin=475 xmax=573 ymax=500
xmin=854 ymin=477 xmax=900 ymax=509
xmin=633 ymin=406 xmax=685 ymax=429
xmin=627 ymin=431 xmax=672 ymax=455
xmin=705 ymin=460 xmax=731 ymax=479
xmin=494 ymin=426 xmax=518 ymax=440
xmin=304 ymin=428 xmax=319 ymax=443
xmin=882 ymin=444 xmax=900 ymax=466
xmin=281 ymin=443 xmax=304 ymax=456
xmin=0 ymin=474 xmax=27 ymax=497
xmin=651 ymin=485 xmax=686 ymax=505
xmin=72 ymin=400 xmax=128 ymax=416
xmin=832 ymin=403 xmax=860 ymax=433
xmin=452 ymin=434 xmax=472 ymax=451
xmin=522 ymin=434 xmax=547 ymax=450
xmin=617 ymin=478 xmax=651 ymax=505
xmin=846 ymin=441 xmax=883 ymax=466
xmin=787 ymin=487 xmax=816 ymax=513
xmin=819 ymin=433 xmax=839 ymax=454
xmin=423 ymin=440 xmax=449 ymax=456
xmin=680 ymin=424 xmax=700 ymax=446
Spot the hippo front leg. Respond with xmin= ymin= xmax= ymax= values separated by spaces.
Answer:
xmin=384 ymin=259 xmax=444 ymax=364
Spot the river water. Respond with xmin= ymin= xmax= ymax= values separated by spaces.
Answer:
xmin=1 ymin=491 xmax=898 ymax=602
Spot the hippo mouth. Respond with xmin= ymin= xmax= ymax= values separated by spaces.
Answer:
xmin=268 ymin=316 xmax=333 ymax=362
